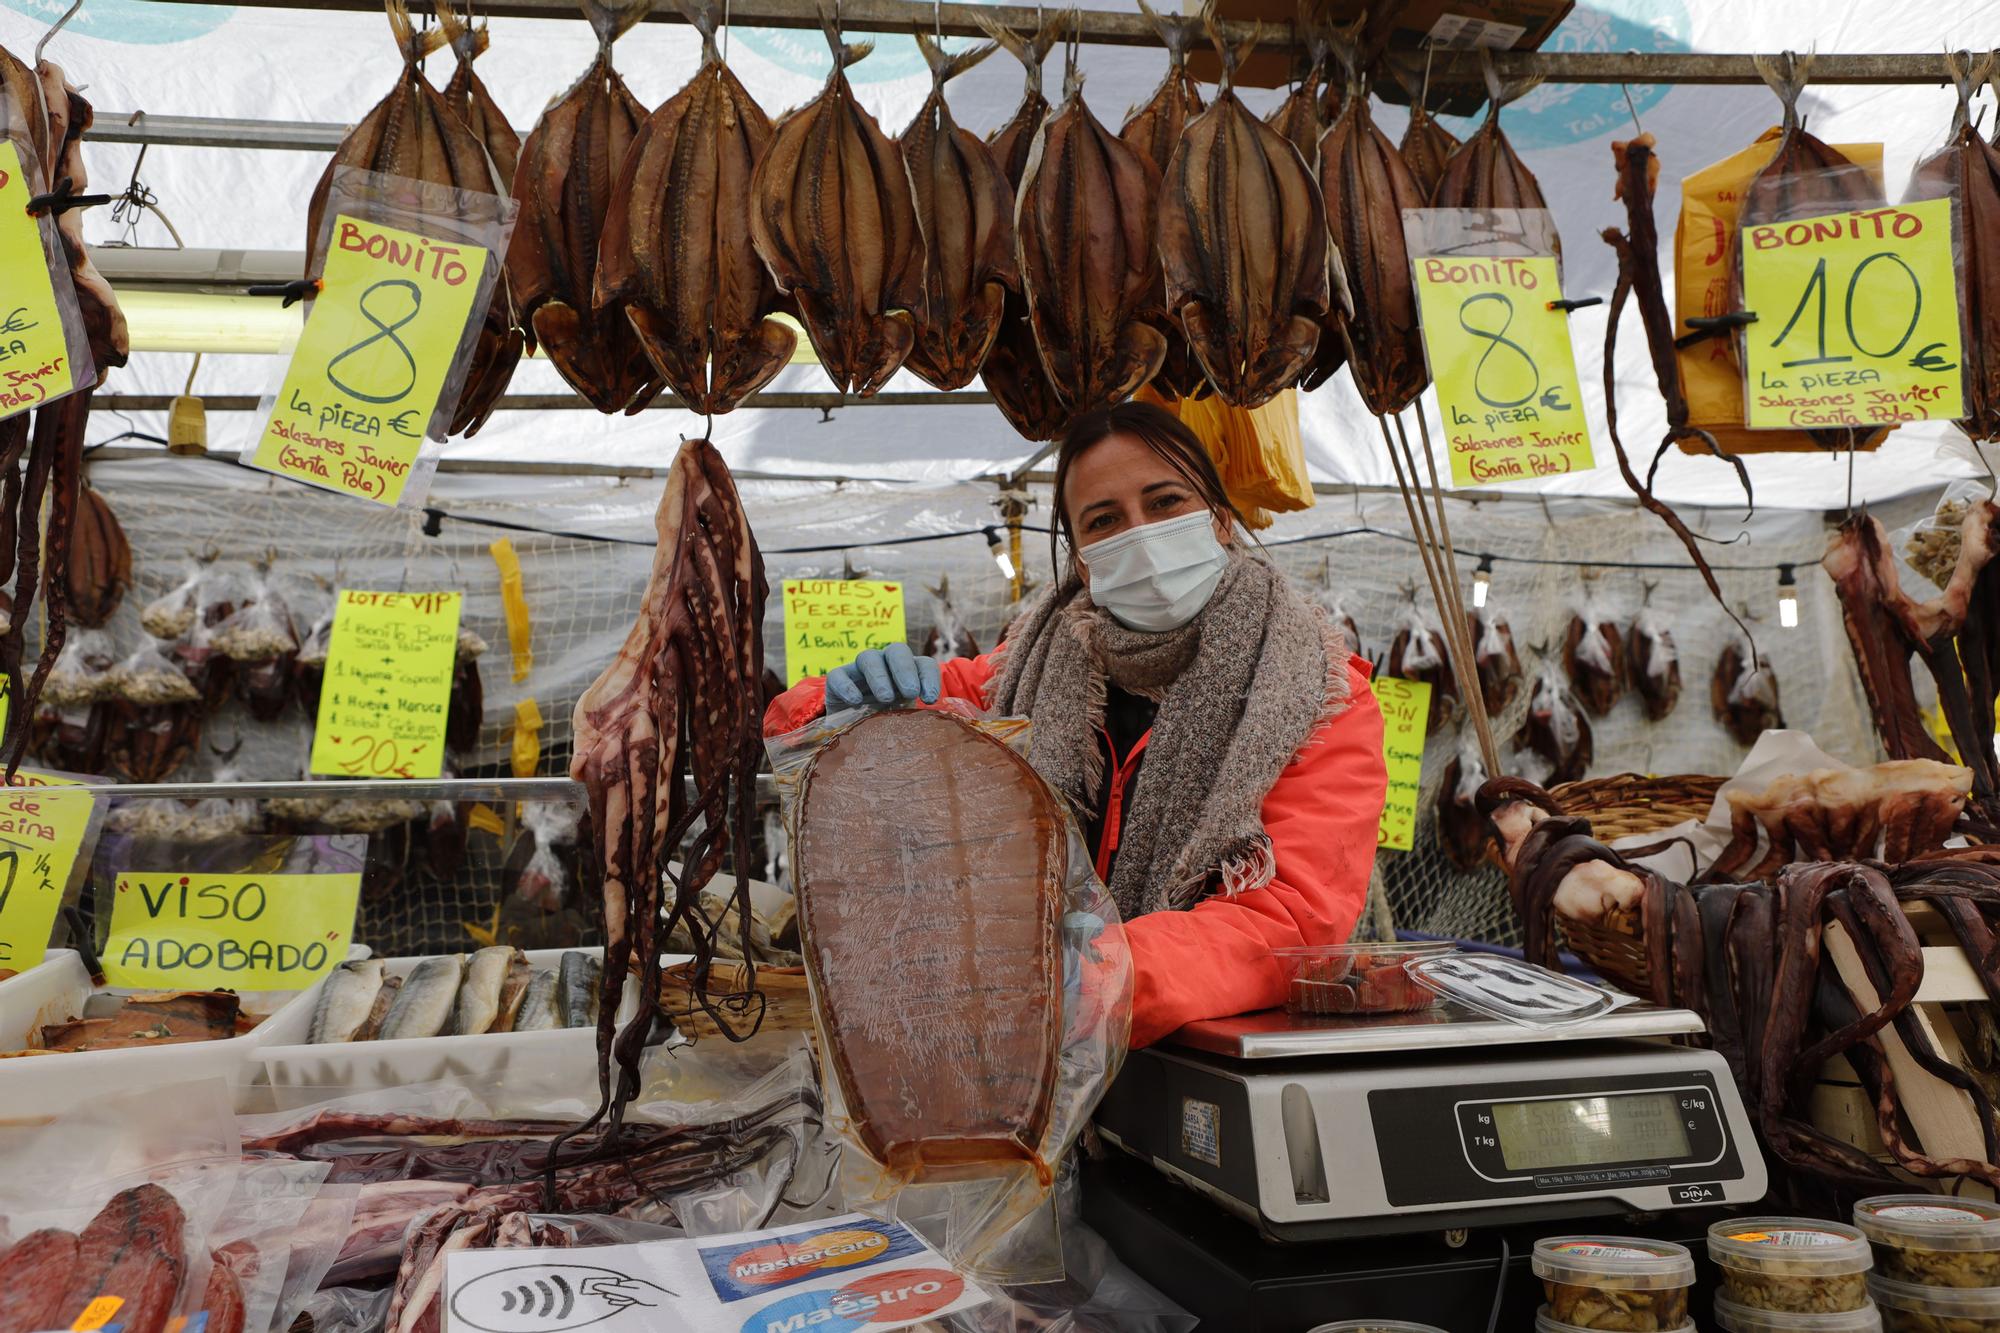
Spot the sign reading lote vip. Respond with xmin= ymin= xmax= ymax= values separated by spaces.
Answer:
xmin=247 ymin=215 xmax=489 ymax=506
xmin=1740 ymin=198 xmax=1964 ymax=430
xmin=310 ymin=590 xmax=462 ymax=781
xmin=1412 ymin=254 xmax=1596 ymax=488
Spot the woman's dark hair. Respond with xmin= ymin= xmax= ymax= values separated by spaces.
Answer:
xmin=1048 ymin=401 xmax=1247 ymax=581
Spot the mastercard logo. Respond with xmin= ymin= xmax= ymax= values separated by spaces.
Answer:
xmin=728 ymin=1229 xmax=892 ymax=1287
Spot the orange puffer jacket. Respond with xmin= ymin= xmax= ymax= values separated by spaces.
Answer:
xmin=764 ymin=649 xmax=1388 ymax=1049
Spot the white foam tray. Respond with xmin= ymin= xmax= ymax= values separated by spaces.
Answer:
xmin=0 ymin=949 xmax=320 ymax=1123
xmin=253 ymin=948 xmax=681 ymax=1110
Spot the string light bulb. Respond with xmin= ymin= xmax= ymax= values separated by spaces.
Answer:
xmin=983 ymin=526 xmax=1016 ymax=581
xmin=1472 ymin=554 xmax=1494 ymax=610
xmin=1778 ymin=564 xmax=1799 ymax=629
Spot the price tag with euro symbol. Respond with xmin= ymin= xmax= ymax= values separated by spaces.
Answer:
xmin=248 ymin=215 xmax=488 ymax=507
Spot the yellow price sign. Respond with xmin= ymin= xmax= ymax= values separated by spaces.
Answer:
xmin=1371 ymin=676 xmax=1432 ymax=852
xmin=1741 ymin=198 xmax=1963 ymax=429
xmin=249 ymin=214 xmax=489 ymax=506
xmin=782 ymin=579 xmax=908 ymax=686
xmin=310 ymin=590 xmax=462 ymax=780
xmin=0 ymin=142 xmax=83 ymax=422
xmin=0 ymin=769 xmax=96 ymax=974
xmin=1413 ymin=255 xmax=1595 ymax=488
xmin=102 ymin=872 xmax=361 ymax=990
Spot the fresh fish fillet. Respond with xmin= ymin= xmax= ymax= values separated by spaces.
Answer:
xmin=354 ymin=974 xmax=402 ymax=1041
xmin=451 ymin=947 xmax=517 ymax=1036
xmin=377 ymin=957 xmax=463 ymax=1041
xmin=558 ymin=952 xmax=600 ymax=1028
xmin=513 ymin=970 xmax=560 ymax=1031
xmin=309 ymin=959 xmax=386 ymax=1044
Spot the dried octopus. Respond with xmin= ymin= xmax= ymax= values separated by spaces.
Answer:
xmin=568 ymin=436 xmax=768 ymax=1139
xmin=1480 ymin=778 xmax=2000 ymax=1196
xmin=0 ymin=42 xmax=128 ymax=767
xmin=596 ymin=0 xmax=794 ymax=415
xmin=1706 ymin=759 xmax=1972 ymax=883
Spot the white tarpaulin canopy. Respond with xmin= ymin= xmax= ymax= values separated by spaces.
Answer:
xmin=3 ymin=0 xmax=1997 ymax=506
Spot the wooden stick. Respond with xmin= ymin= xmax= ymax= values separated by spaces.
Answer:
xmin=1406 ymin=409 xmax=1501 ymax=774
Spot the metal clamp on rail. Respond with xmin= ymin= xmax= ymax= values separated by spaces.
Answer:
xmin=1546 ymin=296 xmax=1604 ymax=313
xmin=246 ymin=277 xmax=319 ymax=307
xmin=1675 ymin=309 xmax=1758 ymax=349
xmin=26 ymin=174 xmax=113 ymax=217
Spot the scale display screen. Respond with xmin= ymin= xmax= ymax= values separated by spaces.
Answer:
xmin=1491 ymin=1091 xmax=1692 ymax=1172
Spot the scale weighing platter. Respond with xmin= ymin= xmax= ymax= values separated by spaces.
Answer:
xmin=1095 ymin=1003 xmax=1768 ymax=1242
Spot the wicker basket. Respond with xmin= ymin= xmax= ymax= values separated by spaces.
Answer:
xmin=1546 ymin=772 xmax=1725 ymax=1002
xmin=659 ymin=960 xmax=815 ymax=1043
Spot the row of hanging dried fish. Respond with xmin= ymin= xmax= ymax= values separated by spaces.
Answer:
xmin=316 ymin=0 xmax=1559 ymax=440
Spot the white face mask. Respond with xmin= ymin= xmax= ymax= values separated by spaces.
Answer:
xmin=1080 ymin=510 xmax=1230 ymax=632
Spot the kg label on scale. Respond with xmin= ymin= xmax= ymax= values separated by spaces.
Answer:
xmin=248 ymin=215 xmax=488 ymax=506
xmin=310 ymin=591 xmax=462 ymax=780
xmin=1413 ymin=255 xmax=1595 ymax=488
xmin=1741 ymin=198 xmax=1963 ymax=429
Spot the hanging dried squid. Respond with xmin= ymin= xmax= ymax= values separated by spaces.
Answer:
xmin=0 ymin=44 xmax=127 ymax=763
xmin=898 ymin=34 xmax=1018 ymax=393
xmin=596 ymin=0 xmax=794 ymax=415
xmin=1155 ymin=17 xmax=1332 ymax=409
xmin=1310 ymin=23 xmax=1425 ymax=412
xmin=975 ymin=13 xmax=1067 ymax=441
xmin=1014 ymin=18 xmax=1168 ymax=417
xmin=749 ymin=4 xmax=923 ymax=398
xmin=1906 ymin=52 xmax=2000 ymax=442
xmin=306 ymin=1 xmax=508 ymax=437
xmin=510 ymin=0 xmax=661 ymax=414
xmin=1118 ymin=0 xmax=1208 ymax=401
xmin=439 ymin=9 xmax=524 ymax=436
xmin=568 ymin=436 xmax=767 ymax=1134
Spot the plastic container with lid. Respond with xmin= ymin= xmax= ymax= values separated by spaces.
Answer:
xmin=1713 ymin=1296 xmax=1884 ymax=1332
xmin=1855 ymin=1195 xmax=2000 ymax=1288
xmin=1530 ymin=1236 xmax=1696 ymax=1330
xmin=1710 ymin=1218 xmax=1876 ymax=1313
xmin=1276 ymin=941 xmax=1452 ymax=1016
xmin=1537 ymin=1308 xmax=1694 ymax=1333
xmin=1868 ymin=1273 xmax=2000 ymax=1331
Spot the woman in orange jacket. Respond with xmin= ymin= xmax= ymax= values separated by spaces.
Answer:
xmin=765 ymin=401 xmax=1388 ymax=1048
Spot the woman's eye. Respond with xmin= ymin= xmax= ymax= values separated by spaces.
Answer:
xmin=1153 ymin=492 xmax=1188 ymax=511
xmin=1086 ymin=514 xmax=1116 ymax=532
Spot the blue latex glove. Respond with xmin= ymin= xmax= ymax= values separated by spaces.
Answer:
xmin=825 ymin=642 xmax=942 ymax=710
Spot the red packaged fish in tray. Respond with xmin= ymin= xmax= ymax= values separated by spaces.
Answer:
xmin=1276 ymin=941 xmax=1453 ymax=1017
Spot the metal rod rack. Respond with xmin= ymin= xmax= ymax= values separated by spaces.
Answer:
xmin=94 ymin=390 xmax=993 ymax=412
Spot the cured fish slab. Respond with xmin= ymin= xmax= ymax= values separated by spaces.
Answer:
xmin=795 ymin=710 xmax=1063 ymax=1182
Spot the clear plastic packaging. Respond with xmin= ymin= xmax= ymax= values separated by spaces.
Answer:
xmin=142 ymin=565 xmax=203 ymax=640
xmin=1406 ymin=954 xmax=1637 ymax=1029
xmin=1868 ymin=1273 xmax=2000 ymax=1331
xmin=1901 ymin=481 xmax=1992 ymax=590
xmin=1275 ymin=941 xmax=1452 ymax=1016
xmin=212 ymin=573 xmax=298 ymax=663
xmin=1711 ymin=1218 xmax=1876 ymax=1313
xmin=1855 ymin=1196 xmax=2000 ymax=1288
xmin=1714 ymin=1296 xmax=1884 ymax=1332
xmin=1539 ymin=1312 xmax=1694 ymax=1333
xmin=1531 ymin=1236 xmax=1696 ymax=1330
xmin=111 ymin=635 xmax=202 ymax=705
xmin=769 ymin=703 xmax=1132 ymax=1284
xmin=44 ymin=626 xmax=118 ymax=706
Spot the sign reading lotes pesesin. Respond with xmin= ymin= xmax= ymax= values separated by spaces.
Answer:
xmin=1412 ymin=254 xmax=1596 ymax=488
xmin=1740 ymin=198 xmax=1964 ymax=430
xmin=782 ymin=580 xmax=908 ymax=687
xmin=1371 ymin=676 xmax=1432 ymax=852
xmin=248 ymin=215 xmax=489 ymax=506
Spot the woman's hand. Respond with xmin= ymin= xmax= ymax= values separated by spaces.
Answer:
xmin=825 ymin=643 xmax=942 ymax=709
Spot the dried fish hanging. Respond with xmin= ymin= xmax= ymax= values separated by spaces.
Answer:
xmin=1629 ymin=594 xmax=1682 ymax=723
xmin=1471 ymin=603 xmax=1520 ymax=717
xmin=439 ymin=5 xmax=524 ymax=435
xmin=1563 ymin=588 xmax=1626 ymax=718
xmin=750 ymin=4 xmax=924 ymax=398
xmin=1119 ymin=0 xmax=1209 ymax=400
xmin=1439 ymin=736 xmax=1491 ymax=872
xmin=1387 ymin=603 xmax=1455 ymax=730
xmin=67 ymin=473 xmax=129 ymax=629
xmin=1713 ymin=633 xmax=1783 ymax=748
xmin=566 ymin=436 xmax=768 ymax=1139
xmin=1524 ymin=660 xmax=1591 ymax=786
xmin=975 ymin=13 xmax=1067 ymax=442
xmin=305 ymin=1 xmax=508 ymax=435
xmin=1393 ymin=59 xmax=1460 ymax=201
xmin=596 ymin=0 xmax=795 ymax=415
xmin=1155 ymin=15 xmax=1331 ymax=408
xmin=899 ymin=34 xmax=1018 ymax=393
xmin=1262 ymin=19 xmax=1330 ymax=162
xmin=1432 ymin=50 xmax=1551 ymax=238
xmin=509 ymin=0 xmax=661 ymax=414
xmin=1906 ymin=51 xmax=2000 ymax=442
xmin=1015 ymin=16 xmax=1167 ymax=418
xmin=0 ymin=41 xmax=128 ymax=764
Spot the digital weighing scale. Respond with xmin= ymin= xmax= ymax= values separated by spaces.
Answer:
xmin=1094 ymin=1002 xmax=1768 ymax=1244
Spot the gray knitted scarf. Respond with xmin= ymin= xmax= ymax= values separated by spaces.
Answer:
xmin=990 ymin=552 xmax=1349 ymax=918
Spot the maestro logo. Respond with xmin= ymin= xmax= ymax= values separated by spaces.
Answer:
xmin=2 ymin=0 xmax=233 ymax=44
xmin=741 ymin=1267 xmax=966 ymax=1333
xmin=732 ymin=0 xmax=1003 ymax=84
xmin=1437 ymin=0 xmax=1691 ymax=151
xmin=703 ymin=1223 xmax=923 ymax=1302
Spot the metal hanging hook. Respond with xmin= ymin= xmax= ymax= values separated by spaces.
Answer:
xmin=1622 ymin=82 xmax=1644 ymax=134
xmin=36 ymin=0 xmax=83 ymax=64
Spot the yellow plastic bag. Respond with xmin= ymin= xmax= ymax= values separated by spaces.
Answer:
xmin=1138 ymin=385 xmax=1311 ymax=528
xmin=1675 ymin=129 xmax=1889 ymax=455
xmin=489 ymin=538 xmax=533 ymax=682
